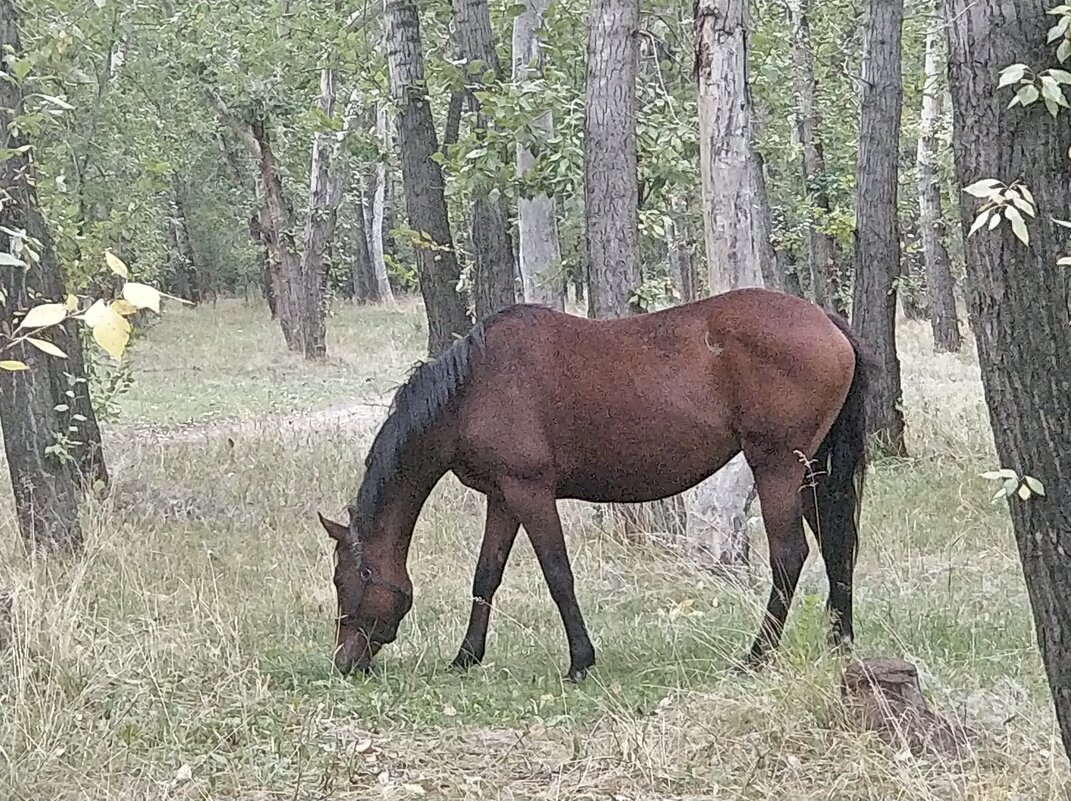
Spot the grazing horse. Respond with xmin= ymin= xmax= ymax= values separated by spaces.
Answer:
xmin=318 ymin=287 xmax=870 ymax=681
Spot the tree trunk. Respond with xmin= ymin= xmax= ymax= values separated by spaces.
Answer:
xmin=385 ymin=0 xmax=470 ymax=355
xmin=787 ymin=0 xmax=842 ymax=312
xmin=298 ymin=67 xmax=342 ymax=360
xmin=454 ymin=0 xmax=517 ymax=319
xmin=584 ymin=0 xmax=641 ymax=318
xmin=368 ymin=105 xmax=395 ymax=303
xmin=168 ymin=184 xmax=203 ymax=305
xmin=694 ymin=0 xmax=772 ymax=294
xmin=690 ymin=0 xmax=771 ymax=569
xmin=666 ymin=193 xmax=697 ymax=303
xmin=851 ymin=0 xmax=907 ymax=457
xmin=917 ymin=2 xmax=962 ymax=352
xmin=946 ymin=0 xmax=1071 ymax=765
xmin=514 ymin=0 xmax=564 ymax=310
xmin=0 ymin=0 xmax=85 ymax=551
xmin=352 ymin=191 xmax=379 ymax=303
xmin=899 ymin=202 xmax=930 ymax=320
xmin=251 ymin=119 xmax=303 ymax=351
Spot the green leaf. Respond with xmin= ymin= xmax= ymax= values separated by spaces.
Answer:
xmin=1047 ymin=68 xmax=1071 ymax=84
xmin=0 ymin=252 xmax=25 ymax=267
xmin=105 ymin=250 xmax=129 ymax=278
xmin=963 ymin=178 xmax=1002 ymax=197
xmin=1011 ymin=84 xmax=1040 ymax=107
xmin=968 ymin=210 xmax=992 ymax=236
xmin=998 ymin=64 xmax=1028 ymax=87
xmin=1059 ymin=40 xmax=1071 ymax=63
xmin=17 ymin=302 xmax=67 ymax=330
xmin=1024 ymin=475 xmax=1046 ymax=496
xmin=1005 ymin=206 xmax=1030 ymax=245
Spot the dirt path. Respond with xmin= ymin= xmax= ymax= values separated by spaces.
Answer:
xmin=131 ymin=392 xmax=396 ymax=444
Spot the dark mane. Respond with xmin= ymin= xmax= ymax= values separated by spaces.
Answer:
xmin=350 ymin=304 xmax=545 ymax=529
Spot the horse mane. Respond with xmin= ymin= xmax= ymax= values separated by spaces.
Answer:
xmin=350 ymin=304 xmax=545 ymax=529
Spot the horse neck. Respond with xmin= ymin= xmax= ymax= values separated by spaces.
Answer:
xmin=368 ymin=433 xmax=454 ymax=562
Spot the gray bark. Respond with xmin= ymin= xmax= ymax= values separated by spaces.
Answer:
xmin=386 ymin=0 xmax=471 ymax=355
xmin=694 ymin=0 xmax=772 ymax=294
xmin=514 ymin=0 xmax=564 ymax=309
xmin=584 ymin=0 xmax=641 ymax=318
xmin=369 ymin=105 xmax=395 ymax=302
xmin=946 ymin=0 xmax=1071 ymax=763
xmin=0 ymin=0 xmax=85 ymax=551
xmin=917 ymin=3 xmax=962 ymax=353
xmin=851 ymin=0 xmax=907 ymax=457
xmin=454 ymin=0 xmax=517 ymax=319
xmin=787 ymin=0 xmax=841 ymax=312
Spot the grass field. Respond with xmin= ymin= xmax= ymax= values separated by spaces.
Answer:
xmin=0 ymin=297 xmax=1065 ymax=800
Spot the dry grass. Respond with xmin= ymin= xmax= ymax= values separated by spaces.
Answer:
xmin=0 ymin=298 xmax=1065 ymax=800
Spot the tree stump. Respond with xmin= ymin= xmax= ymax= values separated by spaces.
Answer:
xmin=840 ymin=657 xmax=979 ymax=756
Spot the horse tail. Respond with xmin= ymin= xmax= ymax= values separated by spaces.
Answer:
xmin=814 ymin=312 xmax=871 ymax=569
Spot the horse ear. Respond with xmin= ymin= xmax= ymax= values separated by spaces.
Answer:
xmin=318 ymin=512 xmax=350 ymax=543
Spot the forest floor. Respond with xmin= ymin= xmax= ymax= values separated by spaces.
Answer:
xmin=0 ymin=297 xmax=1066 ymax=800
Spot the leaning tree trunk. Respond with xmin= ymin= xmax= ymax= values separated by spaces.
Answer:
xmin=689 ymin=0 xmax=773 ymax=569
xmin=787 ymin=0 xmax=842 ymax=312
xmin=584 ymin=0 xmax=641 ymax=318
xmin=946 ymin=0 xmax=1071 ymax=764
xmin=851 ymin=0 xmax=907 ymax=457
xmin=454 ymin=0 xmax=517 ymax=319
xmin=917 ymin=1 xmax=962 ymax=352
xmin=0 ymin=0 xmax=85 ymax=551
xmin=386 ymin=0 xmax=470 ymax=355
xmin=514 ymin=0 xmax=564 ymax=310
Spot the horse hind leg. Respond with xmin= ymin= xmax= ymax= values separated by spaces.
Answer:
xmin=742 ymin=453 xmax=808 ymax=669
xmin=451 ymin=494 xmax=521 ymax=670
xmin=801 ymin=458 xmax=857 ymax=652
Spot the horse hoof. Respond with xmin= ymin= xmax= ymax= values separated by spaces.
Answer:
xmin=449 ymin=650 xmax=482 ymax=672
xmin=566 ymin=666 xmax=589 ymax=683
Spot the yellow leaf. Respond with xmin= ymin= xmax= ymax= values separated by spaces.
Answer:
xmin=105 ymin=250 xmax=129 ymax=278
xmin=82 ymin=298 xmax=108 ymax=328
xmin=64 ymin=293 xmax=78 ymax=312
xmin=122 ymin=281 xmax=161 ymax=313
xmin=110 ymin=299 xmax=139 ymax=317
xmin=92 ymin=310 xmax=130 ymax=359
xmin=17 ymin=302 xmax=67 ymax=330
xmin=0 ymin=359 xmax=29 ymax=371
xmin=27 ymin=337 xmax=67 ymax=358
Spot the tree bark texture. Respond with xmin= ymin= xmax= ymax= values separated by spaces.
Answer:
xmin=386 ymin=0 xmax=471 ymax=355
xmin=666 ymin=193 xmax=698 ymax=302
xmin=851 ymin=0 xmax=907 ymax=457
xmin=917 ymin=3 xmax=962 ymax=352
xmin=251 ymin=119 xmax=303 ymax=351
xmin=946 ymin=0 xmax=1071 ymax=764
xmin=352 ymin=188 xmax=380 ymax=303
xmin=0 ymin=0 xmax=86 ymax=551
xmin=693 ymin=0 xmax=771 ymax=294
xmin=787 ymin=0 xmax=842 ymax=312
xmin=368 ymin=105 xmax=395 ymax=302
xmin=584 ymin=0 xmax=642 ymax=318
xmin=297 ymin=67 xmax=341 ymax=359
xmin=454 ymin=0 xmax=517 ymax=320
xmin=514 ymin=0 xmax=565 ymax=310
xmin=167 ymin=184 xmax=203 ymax=304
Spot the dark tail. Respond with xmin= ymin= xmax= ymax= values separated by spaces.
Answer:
xmin=815 ymin=312 xmax=871 ymax=569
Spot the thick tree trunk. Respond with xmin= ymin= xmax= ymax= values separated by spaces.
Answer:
xmin=851 ymin=0 xmax=907 ymax=457
xmin=694 ymin=0 xmax=772 ymax=294
xmin=0 ymin=0 xmax=85 ymax=551
xmin=296 ymin=67 xmax=341 ymax=360
xmin=454 ymin=0 xmax=517 ymax=319
xmin=514 ymin=0 xmax=564 ymax=310
xmin=917 ymin=3 xmax=962 ymax=352
xmin=946 ymin=0 xmax=1071 ymax=765
xmin=385 ymin=0 xmax=470 ymax=355
xmin=352 ymin=190 xmax=379 ymax=303
xmin=251 ymin=119 xmax=303 ymax=351
xmin=787 ymin=0 xmax=841 ymax=312
xmin=584 ymin=0 xmax=641 ymax=318
xmin=690 ymin=0 xmax=771 ymax=569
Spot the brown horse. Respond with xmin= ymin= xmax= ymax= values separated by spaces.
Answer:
xmin=318 ymin=287 xmax=870 ymax=681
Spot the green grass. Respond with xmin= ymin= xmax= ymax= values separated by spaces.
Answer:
xmin=0 ymin=299 xmax=1066 ymax=800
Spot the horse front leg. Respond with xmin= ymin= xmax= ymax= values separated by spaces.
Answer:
xmin=500 ymin=477 xmax=596 ymax=683
xmin=451 ymin=494 xmax=520 ymax=670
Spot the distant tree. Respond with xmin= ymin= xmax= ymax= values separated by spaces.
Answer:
xmin=851 ymin=0 xmax=907 ymax=456
xmin=946 ymin=0 xmax=1071 ymax=764
xmin=916 ymin=0 xmax=962 ymax=352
